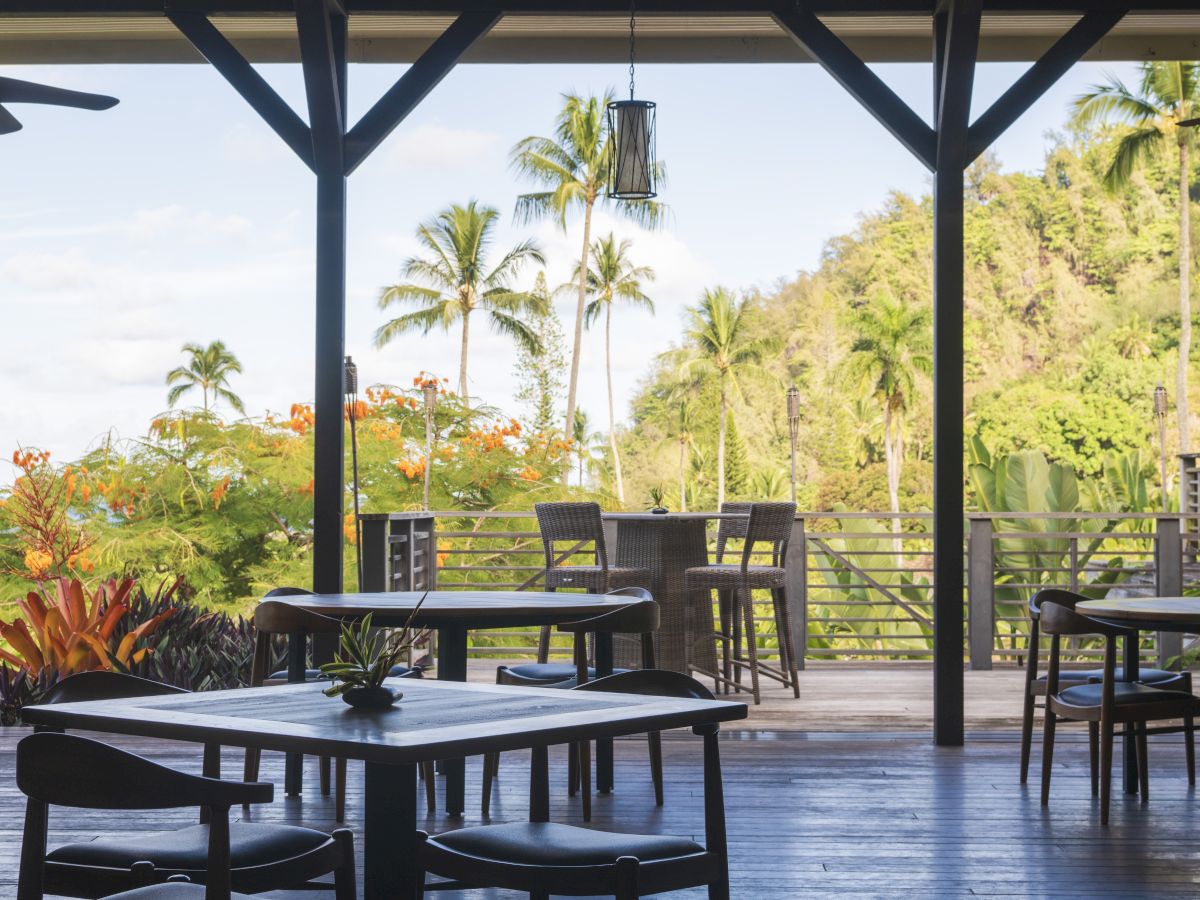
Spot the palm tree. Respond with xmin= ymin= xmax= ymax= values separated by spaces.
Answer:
xmin=1111 ymin=312 xmax=1154 ymax=360
xmin=844 ymin=292 xmax=932 ymax=535
xmin=1073 ymin=62 xmax=1200 ymax=452
xmin=677 ymin=288 xmax=776 ymax=507
xmin=571 ymin=234 xmax=655 ymax=504
xmin=752 ymin=469 xmax=790 ymax=501
xmin=375 ymin=200 xmax=545 ymax=400
xmin=510 ymin=91 xmax=666 ymax=447
xmin=672 ymin=396 xmax=696 ymax=512
xmin=166 ymin=341 xmax=245 ymax=415
xmin=571 ymin=408 xmax=595 ymax=487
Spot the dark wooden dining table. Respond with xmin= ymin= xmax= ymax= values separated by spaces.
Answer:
xmin=265 ymin=589 xmax=643 ymax=813
xmin=1077 ymin=596 xmax=1200 ymax=794
xmin=22 ymin=679 xmax=747 ymax=900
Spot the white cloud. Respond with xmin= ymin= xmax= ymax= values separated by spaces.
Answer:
xmin=388 ymin=124 xmax=502 ymax=172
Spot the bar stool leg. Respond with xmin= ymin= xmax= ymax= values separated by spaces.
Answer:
xmin=772 ymin=586 xmax=800 ymax=698
xmin=716 ymin=588 xmax=733 ymax=694
xmin=739 ymin=585 xmax=761 ymax=704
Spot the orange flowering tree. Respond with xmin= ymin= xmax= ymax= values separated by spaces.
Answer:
xmin=2 ymin=373 xmax=581 ymax=618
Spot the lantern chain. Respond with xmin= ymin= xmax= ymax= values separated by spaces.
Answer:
xmin=628 ymin=2 xmax=637 ymax=101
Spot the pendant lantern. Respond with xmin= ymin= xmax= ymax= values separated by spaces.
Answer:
xmin=607 ymin=3 xmax=657 ymax=200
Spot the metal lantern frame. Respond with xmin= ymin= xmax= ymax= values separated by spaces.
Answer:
xmin=607 ymin=97 xmax=657 ymax=200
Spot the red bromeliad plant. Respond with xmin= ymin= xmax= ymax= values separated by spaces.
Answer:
xmin=0 ymin=576 xmax=177 ymax=677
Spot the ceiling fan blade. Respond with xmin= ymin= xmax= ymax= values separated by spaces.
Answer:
xmin=0 ymin=77 xmax=118 ymax=111
xmin=0 ymin=104 xmax=23 ymax=135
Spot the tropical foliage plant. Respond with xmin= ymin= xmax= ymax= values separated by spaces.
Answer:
xmin=320 ymin=605 xmax=426 ymax=697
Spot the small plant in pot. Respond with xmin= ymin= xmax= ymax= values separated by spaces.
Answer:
xmin=648 ymin=486 xmax=668 ymax=514
xmin=320 ymin=597 xmax=426 ymax=710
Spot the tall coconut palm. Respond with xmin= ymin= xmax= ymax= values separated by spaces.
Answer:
xmin=166 ymin=340 xmax=245 ymax=415
xmin=571 ymin=408 xmax=601 ymax=487
xmin=375 ymin=200 xmax=545 ymax=401
xmin=677 ymin=288 xmax=776 ymax=507
xmin=844 ymin=292 xmax=932 ymax=536
xmin=672 ymin=396 xmax=696 ymax=512
xmin=510 ymin=91 xmax=666 ymax=450
xmin=1073 ymin=62 xmax=1200 ymax=452
xmin=571 ymin=234 xmax=655 ymax=504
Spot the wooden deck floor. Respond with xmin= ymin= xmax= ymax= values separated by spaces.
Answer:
xmin=4 ymin=711 xmax=1200 ymax=898
xmin=476 ymin=660 xmax=1033 ymax=733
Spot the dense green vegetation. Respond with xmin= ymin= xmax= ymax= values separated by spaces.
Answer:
xmin=619 ymin=125 xmax=1196 ymax=514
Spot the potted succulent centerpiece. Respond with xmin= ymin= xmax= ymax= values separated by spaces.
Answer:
xmin=320 ymin=596 xmax=426 ymax=710
xmin=648 ymin=486 xmax=668 ymax=515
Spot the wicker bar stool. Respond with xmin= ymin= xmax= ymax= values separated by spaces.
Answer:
xmin=685 ymin=502 xmax=800 ymax=704
xmin=532 ymin=502 xmax=650 ymax=664
xmin=247 ymin=589 xmax=431 ymax=820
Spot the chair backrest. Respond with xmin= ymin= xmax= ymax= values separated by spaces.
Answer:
xmin=718 ymin=502 xmax=795 ymax=568
xmin=714 ymin=503 xmax=753 ymax=562
xmin=557 ymin=598 xmax=660 ymax=636
xmin=253 ymin=597 xmax=342 ymax=636
xmin=40 ymin=671 xmax=188 ymax=706
xmin=1029 ymin=587 xmax=1090 ymax=621
xmin=17 ymin=732 xmax=272 ymax=810
xmin=1038 ymin=600 xmax=1126 ymax=639
xmin=571 ymin=669 xmax=715 ymax=701
xmin=535 ymin=502 xmax=608 ymax=571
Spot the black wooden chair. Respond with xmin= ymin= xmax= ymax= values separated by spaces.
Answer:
xmin=484 ymin=589 xmax=659 ymax=819
xmin=685 ymin=501 xmax=800 ymax=704
xmin=418 ymin=670 xmax=730 ymax=900
xmin=248 ymin=589 xmax=431 ymax=819
xmin=1039 ymin=599 xmax=1200 ymax=825
xmin=532 ymin=502 xmax=650 ymax=664
xmin=1020 ymin=587 xmax=1191 ymax=784
xmin=16 ymin=731 xmax=355 ymax=900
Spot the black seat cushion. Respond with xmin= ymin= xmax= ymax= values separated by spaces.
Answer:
xmin=105 ymin=885 xmax=255 ymax=899
xmin=504 ymin=663 xmax=597 ymax=682
xmin=48 ymin=823 xmax=331 ymax=870
xmin=269 ymin=664 xmax=416 ymax=681
xmin=428 ymin=822 xmax=703 ymax=867
xmin=1056 ymin=682 xmax=1200 ymax=709
xmin=1036 ymin=667 xmax=1181 ymax=685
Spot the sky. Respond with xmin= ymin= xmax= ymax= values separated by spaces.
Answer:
xmin=0 ymin=56 xmax=1141 ymax=464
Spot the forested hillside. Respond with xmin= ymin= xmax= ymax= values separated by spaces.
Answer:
xmin=618 ymin=130 xmax=1195 ymax=513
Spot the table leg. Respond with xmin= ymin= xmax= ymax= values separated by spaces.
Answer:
xmin=364 ymin=761 xmax=418 ymax=900
xmin=595 ymin=632 xmax=614 ymax=793
xmin=1123 ymin=630 xmax=1140 ymax=795
xmin=438 ymin=624 xmax=468 ymax=815
xmin=285 ymin=632 xmax=306 ymax=795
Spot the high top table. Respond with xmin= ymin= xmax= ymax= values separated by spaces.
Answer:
xmin=23 ymin=678 xmax=746 ymax=900
xmin=265 ymin=590 xmax=642 ymax=813
xmin=1076 ymin=597 xmax=1200 ymax=794
xmin=601 ymin=513 xmax=748 ymax=677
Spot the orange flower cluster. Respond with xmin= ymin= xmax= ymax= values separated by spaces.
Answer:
xmin=211 ymin=475 xmax=232 ymax=509
xmin=367 ymin=420 xmax=403 ymax=442
xmin=437 ymin=541 xmax=451 ymax=566
xmin=526 ymin=432 xmax=573 ymax=458
xmin=23 ymin=549 xmax=52 ymax=578
xmin=460 ymin=419 xmax=522 ymax=453
xmin=412 ymin=372 xmax=449 ymax=392
xmin=343 ymin=512 xmax=358 ymax=544
xmin=298 ymin=479 xmax=315 ymax=495
xmin=517 ymin=466 xmax=542 ymax=482
xmin=344 ymin=399 xmax=368 ymax=421
xmin=396 ymin=459 xmax=426 ymax=480
xmin=288 ymin=403 xmax=315 ymax=435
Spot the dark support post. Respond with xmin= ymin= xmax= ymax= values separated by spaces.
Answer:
xmin=1155 ymin=516 xmax=1184 ymax=668
xmin=967 ymin=516 xmax=994 ymax=670
xmin=785 ymin=517 xmax=807 ymax=670
xmin=931 ymin=0 xmax=980 ymax=747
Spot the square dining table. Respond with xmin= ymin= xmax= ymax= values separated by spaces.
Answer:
xmin=22 ymin=677 xmax=746 ymax=900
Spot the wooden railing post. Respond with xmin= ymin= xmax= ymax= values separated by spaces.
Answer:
xmin=967 ymin=516 xmax=994 ymax=670
xmin=785 ymin=517 xmax=807 ymax=670
xmin=1155 ymin=516 xmax=1183 ymax=669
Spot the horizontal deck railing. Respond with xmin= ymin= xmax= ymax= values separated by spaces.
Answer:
xmin=363 ymin=511 xmax=1199 ymax=667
